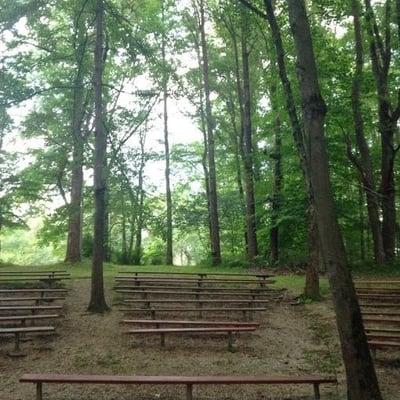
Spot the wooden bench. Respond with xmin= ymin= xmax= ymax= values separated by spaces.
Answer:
xmin=0 ymin=326 xmax=55 ymax=356
xmin=363 ymin=317 xmax=400 ymax=326
xmin=123 ymin=299 xmax=269 ymax=307
xmin=0 ymin=314 xmax=61 ymax=326
xmin=115 ymin=277 xmax=273 ymax=287
xmin=365 ymin=327 xmax=400 ymax=334
xmin=360 ymin=303 xmax=400 ymax=308
xmin=119 ymin=270 xmax=273 ymax=279
xmin=0 ymin=289 xmax=68 ymax=295
xmin=358 ymin=294 xmax=400 ymax=300
xmin=121 ymin=319 xmax=260 ymax=327
xmin=124 ymin=326 xmax=257 ymax=351
xmin=362 ymin=311 xmax=400 ymax=317
xmin=115 ymin=290 xmax=271 ymax=299
xmin=0 ymin=305 xmax=62 ymax=315
xmin=20 ymin=373 xmax=337 ymax=400
xmin=115 ymin=285 xmax=274 ymax=292
xmin=366 ymin=333 xmax=400 ymax=342
xmin=368 ymin=340 xmax=400 ymax=356
xmin=120 ymin=307 xmax=266 ymax=320
xmin=0 ymin=296 xmax=65 ymax=304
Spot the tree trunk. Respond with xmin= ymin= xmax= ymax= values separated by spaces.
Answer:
xmin=133 ymin=132 xmax=145 ymax=265
xmin=269 ymin=85 xmax=282 ymax=265
xmin=88 ymin=0 xmax=109 ymax=313
xmin=350 ymin=0 xmax=385 ymax=265
xmin=162 ymin=1 xmax=173 ymax=265
xmin=65 ymin=14 xmax=87 ymax=263
xmin=287 ymin=1 xmax=382 ymax=398
xmin=241 ymin=20 xmax=258 ymax=261
xmin=364 ymin=0 xmax=397 ymax=262
xmin=305 ymin=208 xmax=321 ymax=300
xmin=262 ymin=0 xmax=319 ymax=295
xmin=199 ymin=0 xmax=221 ymax=265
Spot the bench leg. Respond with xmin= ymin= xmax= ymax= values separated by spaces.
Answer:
xmin=186 ymin=384 xmax=193 ymax=400
xmin=36 ymin=382 xmax=43 ymax=400
xmin=313 ymin=383 xmax=320 ymax=400
xmin=160 ymin=332 xmax=166 ymax=348
xmin=151 ymin=310 xmax=156 ymax=320
xmin=227 ymin=331 xmax=234 ymax=352
xmin=8 ymin=332 xmax=26 ymax=357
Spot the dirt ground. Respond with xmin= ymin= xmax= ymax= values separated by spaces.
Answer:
xmin=0 ymin=279 xmax=399 ymax=400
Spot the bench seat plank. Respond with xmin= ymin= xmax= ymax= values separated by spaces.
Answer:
xmin=0 ymin=314 xmax=60 ymax=322
xmin=0 ymin=306 xmax=62 ymax=311
xmin=121 ymin=307 xmax=266 ymax=312
xmin=115 ymin=290 xmax=270 ymax=297
xmin=0 ymin=326 xmax=55 ymax=334
xmin=0 ymin=297 xmax=65 ymax=302
xmin=123 ymin=299 xmax=268 ymax=304
xmin=368 ymin=340 xmax=400 ymax=348
xmin=115 ymin=286 xmax=273 ymax=292
xmin=0 ymin=289 xmax=68 ymax=294
xmin=118 ymin=271 xmax=273 ymax=278
xmin=121 ymin=319 xmax=259 ymax=326
xmin=20 ymin=373 xmax=337 ymax=385
xmin=125 ymin=327 xmax=257 ymax=334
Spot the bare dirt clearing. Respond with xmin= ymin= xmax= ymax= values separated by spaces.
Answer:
xmin=0 ymin=279 xmax=399 ymax=399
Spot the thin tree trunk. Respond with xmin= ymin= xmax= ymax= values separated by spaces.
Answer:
xmin=133 ymin=132 xmax=145 ymax=265
xmin=162 ymin=1 xmax=173 ymax=265
xmin=88 ymin=0 xmax=109 ymax=313
xmin=287 ymin=1 xmax=382 ymax=398
xmin=350 ymin=0 xmax=385 ymax=265
xmin=359 ymin=182 xmax=366 ymax=261
xmin=199 ymin=0 xmax=221 ymax=265
xmin=269 ymin=98 xmax=282 ymax=265
xmin=241 ymin=20 xmax=258 ymax=261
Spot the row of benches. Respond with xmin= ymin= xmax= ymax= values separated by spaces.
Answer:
xmin=354 ymin=280 xmax=400 ymax=354
xmin=0 ymin=287 xmax=67 ymax=356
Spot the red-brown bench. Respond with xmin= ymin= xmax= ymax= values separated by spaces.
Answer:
xmin=125 ymin=326 xmax=257 ymax=351
xmin=0 ymin=326 xmax=55 ymax=356
xmin=120 ymin=307 xmax=266 ymax=320
xmin=20 ymin=373 xmax=337 ymax=400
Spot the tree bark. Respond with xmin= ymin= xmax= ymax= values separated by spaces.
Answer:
xmin=241 ymin=20 xmax=258 ymax=261
xmin=364 ymin=0 xmax=398 ymax=262
xmin=133 ymin=131 xmax=145 ymax=265
xmin=162 ymin=1 xmax=173 ymax=265
xmin=199 ymin=0 xmax=221 ymax=265
xmin=65 ymin=10 xmax=87 ymax=263
xmin=287 ymin=1 xmax=382 ymax=398
xmin=88 ymin=0 xmax=109 ymax=313
xmin=350 ymin=0 xmax=385 ymax=265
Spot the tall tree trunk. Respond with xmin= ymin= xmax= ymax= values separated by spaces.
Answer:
xmin=287 ymin=1 xmax=382 ymax=398
xmin=65 ymin=13 xmax=87 ymax=263
xmin=162 ymin=1 xmax=173 ymax=265
xmin=133 ymin=132 xmax=145 ymax=265
xmin=261 ymin=0 xmax=320 ymax=298
xmin=304 ymin=207 xmax=321 ymax=299
xmin=88 ymin=0 xmax=109 ymax=313
xmin=121 ymin=190 xmax=128 ymax=264
xmin=241 ymin=21 xmax=258 ymax=261
xmin=198 ymin=0 xmax=221 ymax=265
xmin=359 ymin=182 xmax=366 ymax=261
xmin=364 ymin=0 xmax=397 ymax=262
xmin=350 ymin=0 xmax=385 ymax=265
xmin=268 ymin=81 xmax=282 ymax=265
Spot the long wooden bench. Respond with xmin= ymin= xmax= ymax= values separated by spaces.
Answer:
xmin=362 ymin=311 xmax=400 ymax=317
xmin=0 ymin=277 xmax=70 ymax=282
xmin=124 ymin=326 xmax=257 ymax=351
xmin=20 ymin=373 xmax=337 ymax=400
xmin=123 ymin=299 xmax=269 ymax=306
xmin=363 ymin=317 xmax=400 ymax=326
xmin=0 ymin=296 xmax=65 ymax=304
xmin=358 ymin=294 xmax=400 ymax=300
xmin=365 ymin=327 xmax=400 ymax=334
xmin=360 ymin=303 xmax=400 ymax=308
xmin=366 ymin=333 xmax=400 ymax=342
xmin=115 ymin=277 xmax=273 ymax=286
xmin=115 ymin=290 xmax=271 ymax=299
xmin=120 ymin=307 xmax=266 ymax=320
xmin=0 ymin=289 xmax=68 ymax=295
xmin=0 ymin=326 xmax=55 ymax=356
xmin=0 ymin=305 xmax=63 ymax=315
xmin=121 ymin=319 xmax=260 ymax=327
xmin=119 ymin=270 xmax=273 ymax=279
xmin=0 ymin=314 xmax=61 ymax=325
xmin=115 ymin=285 xmax=274 ymax=292
xmin=368 ymin=340 xmax=400 ymax=356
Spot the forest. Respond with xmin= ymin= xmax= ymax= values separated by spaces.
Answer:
xmin=1 ymin=0 xmax=400 ymax=399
